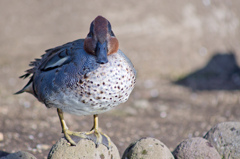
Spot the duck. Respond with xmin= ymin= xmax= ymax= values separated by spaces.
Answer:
xmin=16 ymin=15 xmax=136 ymax=148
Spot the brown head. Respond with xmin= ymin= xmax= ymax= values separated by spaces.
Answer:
xmin=84 ymin=16 xmax=119 ymax=64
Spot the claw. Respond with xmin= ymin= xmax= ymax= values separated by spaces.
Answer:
xmin=64 ymin=130 xmax=77 ymax=146
xmin=63 ymin=129 xmax=87 ymax=146
xmin=57 ymin=108 xmax=111 ymax=148
xmin=85 ymin=129 xmax=111 ymax=149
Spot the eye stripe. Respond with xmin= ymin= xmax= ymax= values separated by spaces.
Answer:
xmin=107 ymin=22 xmax=115 ymax=37
xmin=90 ymin=22 xmax=94 ymax=32
xmin=110 ymin=31 xmax=115 ymax=37
xmin=107 ymin=22 xmax=112 ymax=31
xmin=87 ymin=22 xmax=94 ymax=38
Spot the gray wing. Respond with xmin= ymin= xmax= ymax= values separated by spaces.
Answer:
xmin=15 ymin=39 xmax=84 ymax=94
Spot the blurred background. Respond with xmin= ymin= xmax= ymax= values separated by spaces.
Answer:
xmin=1 ymin=0 xmax=240 ymax=158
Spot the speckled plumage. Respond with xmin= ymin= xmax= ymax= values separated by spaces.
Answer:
xmin=33 ymin=39 xmax=136 ymax=116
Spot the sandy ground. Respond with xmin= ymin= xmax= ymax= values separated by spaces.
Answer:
xmin=1 ymin=0 xmax=240 ymax=158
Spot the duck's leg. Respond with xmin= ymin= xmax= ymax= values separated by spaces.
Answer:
xmin=57 ymin=109 xmax=111 ymax=148
xmin=86 ymin=114 xmax=111 ymax=148
xmin=57 ymin=108 xmax=86 ymax=146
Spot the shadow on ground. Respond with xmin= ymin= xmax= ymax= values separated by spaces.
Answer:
xmin=174 ymin=52 xmax=240 ymax=91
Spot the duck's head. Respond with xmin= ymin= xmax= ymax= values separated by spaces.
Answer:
xmin=84 ymin=16 xmax=119 ymax=64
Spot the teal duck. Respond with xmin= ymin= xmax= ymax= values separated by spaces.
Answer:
xmin=16 ymin=15 xmax=136 ymax=148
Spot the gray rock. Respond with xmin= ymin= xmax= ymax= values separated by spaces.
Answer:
xmin=122 ymin=137 xmax=174 ymax=159
xmin=48 ymin=137 xmax=120 ymax=159
xmin=204 ymin=122 xmax=240 ymax=159
xmin=172 ymin=137 xmax=221 ymax=159
xmin=0 ymin=151 xmax=36 ymax=159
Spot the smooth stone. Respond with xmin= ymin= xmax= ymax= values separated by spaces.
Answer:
xmin=122 ymin=137 xmax=174 ymax=159
xmin=172 ymin=137 xmax=221 ymax=159
xmin=1 ymin=151 xmax=36 ymax=159
xmin=204 ymin=122 xmax=240 ymax=159
xmin=48 ymin=137 xmax=120 ymax=159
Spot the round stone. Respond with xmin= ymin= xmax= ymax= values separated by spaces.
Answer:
xmin=172 ymin=137 xmax=221 ymax=159
xmin=48 ymin=138 xmax=120 ymax=159
xmin=122 ymin=137 xmax=174 ymax=159
xmin=204 ymin=122 xmax=240 ymax=158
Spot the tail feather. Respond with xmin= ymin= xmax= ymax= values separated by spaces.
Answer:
xmin=15 ymin=77 xmax=34 ymax=95
xmin=14 ymin=89 xmax=25 ymax=95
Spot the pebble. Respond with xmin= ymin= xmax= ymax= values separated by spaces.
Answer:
xmin=28 ymin=135 xmax=34 ymax=140
xmin=160 ymin=111 xmax=167 ymax=118
xmin=150 ymin=89 xmax=159 ymax=98
xmin=172 ymin=137 xmax=221 ymax=159
xmin=0 ymin=132 xmax=4 ymax=141
xmin=36 ymin=144 xmax=50 ymax=150
xmin=144 ymin=79 xmax=154 ymax=89
xmin=133 ymin=100 xmax=149 ymax=109
xmin=122 ymin=137 xmax=174 ymax=159
xmin=204 ymin=122 xmax=240 ymax=159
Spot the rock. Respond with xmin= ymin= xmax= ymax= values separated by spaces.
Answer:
xmin=1 ymin=151 xmax=36 ymax=159
xmin=172 ymin=137 xmax=221 ymax=159
xmin=204 ymin=122 xmax=240 ymax=159
xmin=0 ymin=151 xmax=9 ymax=158
xmin=122 ymin=137 xmax=174 ymax=159
xmin=48 ymin=137 xmax=120 ymax=159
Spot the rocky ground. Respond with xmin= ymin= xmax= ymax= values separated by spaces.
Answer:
xmin=1 ymin=0 xmax=240 ymax=158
